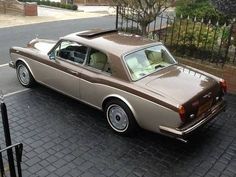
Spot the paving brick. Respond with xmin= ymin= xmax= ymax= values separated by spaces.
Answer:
xmin=102 ymin=168 xmax=115 ymax=176
xmin=1 ymin=87 xmax=236 ymax=177
xmin=78 ymin=161 xmax=94 ymax=171
xmin=88 ymin=166 xmax=101 ymax=175
xmin=36 ymin=169 xmax=50 ymax=177
xmin=46 ymin=155 xmax=58 ymax=164
xmin=27 ymin=163 xmax=43 ymax=174
xmin=80 ymin=172 xmax=96 ymax=177
xmin=115 ymin=168 xmax=130 ymax=177
xmin=132 ymin=168 xmax=146 ymax=177
xmin=45 ymin=165 xmax=57 ymax=173
xmin=25 ymin=156 xmax=41 ymax=167
xmin=53 ymin=158 xmax=68 ymax=168
xmin=39 ymin=159 xmax=50 ymax=167
xmin=68 ymin=168 xmax=83 ymax=177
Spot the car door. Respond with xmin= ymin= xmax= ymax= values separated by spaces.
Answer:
xmin=79 ymin=48 xmax=112 ymax=107
xmin=38 ymin=40 xmax=88 ymax=99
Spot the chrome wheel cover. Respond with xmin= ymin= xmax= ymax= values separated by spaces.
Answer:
xmin=17 ymin=64 xmax=30 ymax=85
xmin=107 ymin=104 xmax=129 ymax=132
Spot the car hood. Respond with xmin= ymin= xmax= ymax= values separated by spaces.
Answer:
xmin=136 ymin=64 xmax=219 ymax=103
xmin=28 ymin=38 xmax=57 ymax=55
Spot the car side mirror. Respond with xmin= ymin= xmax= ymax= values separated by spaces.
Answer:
xmin=48 ymin=52 xmax=55 ymax=60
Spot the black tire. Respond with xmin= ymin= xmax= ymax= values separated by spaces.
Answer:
xmin=16 ymin=61 xmax=35 ymax=88
xmin=104 ymin=99 xmax=138 ymax=136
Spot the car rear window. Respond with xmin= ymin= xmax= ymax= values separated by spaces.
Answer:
xmin=124 ymin=45 xmax=177 ymax=80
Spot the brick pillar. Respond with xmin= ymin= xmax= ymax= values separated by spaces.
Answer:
xmin=24 ymin=2 xmax=37 ymax=16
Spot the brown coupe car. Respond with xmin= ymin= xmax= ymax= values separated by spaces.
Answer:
xmin=9 ymin=29 xmax=227 ymax=141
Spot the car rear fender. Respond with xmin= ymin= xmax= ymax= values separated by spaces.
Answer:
xmin=102 ymin=94 xmax=137 ymax=119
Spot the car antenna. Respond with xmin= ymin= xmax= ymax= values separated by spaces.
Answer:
xmin=35 ymin=34 xmax=39 ymax=39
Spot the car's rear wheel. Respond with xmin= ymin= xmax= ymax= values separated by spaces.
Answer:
xmin=16 ymin=61 xmax=35 ymax=88
xmin=105 ymin=99 xmax=138 ymax=135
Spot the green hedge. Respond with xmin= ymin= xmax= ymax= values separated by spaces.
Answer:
xmin=175 ymin=0 xmax=229 ymax=25
xmin=19 ymin=0 xmax=78 ymax=11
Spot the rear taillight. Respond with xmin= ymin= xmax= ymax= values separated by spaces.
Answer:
xmin=220 ymin=79 xmax=227 ymax=93
xmin=178 ymin=105 xmax=186 ymax=122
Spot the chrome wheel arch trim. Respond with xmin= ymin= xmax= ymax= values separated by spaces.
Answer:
xmin=102 ymin=94 xmax=137 ymax=119
xmin=15 ymin=58 xmax=36 ymax=80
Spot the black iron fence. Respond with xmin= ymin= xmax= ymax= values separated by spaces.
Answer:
xmin=0 ymin=143 xmax=23 ymax=177
xmin=0 ymin=93 xmax=23 ymax=177
xmin=115 ymin=6 xmax=236 ymax=66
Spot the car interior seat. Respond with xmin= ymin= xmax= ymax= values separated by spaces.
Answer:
xmin=126 ymin=57 xmax=142 ymax=79
xmin=89 ymin=52 xmax=107 ymax=70
xmin=145 ymin=50 xmax=162 ymax=64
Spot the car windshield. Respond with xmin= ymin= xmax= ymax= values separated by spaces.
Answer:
xmin=124 ymin=45 xmax=177 ymax=80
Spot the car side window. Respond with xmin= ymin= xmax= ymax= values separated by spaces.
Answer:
xmin=86 ymin=48 xmax=111 ymax=74
xmin=54 ymin=41 xmax=88 ymax=64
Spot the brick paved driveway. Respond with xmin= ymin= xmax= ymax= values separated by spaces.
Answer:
xmin=1 ymin=86 xmax=236 ymax=177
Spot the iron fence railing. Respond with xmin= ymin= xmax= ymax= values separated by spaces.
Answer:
xmin=1 ymin=92 xmax=23 ymax=177
xmin=0 ymin=143 xmax=23 ymax=177
xmin=115 ymin=6 xmax=236 ymax=67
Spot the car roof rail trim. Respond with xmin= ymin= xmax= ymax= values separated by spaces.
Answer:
xmin=76 ymin=29 xmax=118 ymax=38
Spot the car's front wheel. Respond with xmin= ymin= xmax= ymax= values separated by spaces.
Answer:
xmin=105 ymin=99 xmax=138 ymax=135
xmin=16 ymin=61 xmax=35 ymax=88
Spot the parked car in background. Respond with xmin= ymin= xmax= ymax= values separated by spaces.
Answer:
xmin=9 ymin=29 xmax=227 ymax=142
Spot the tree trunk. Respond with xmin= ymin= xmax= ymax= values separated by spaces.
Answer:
xmin=140 ymin=22 xmax=148 ymax=36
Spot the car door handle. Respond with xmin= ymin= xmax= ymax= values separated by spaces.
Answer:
xmin=68 ymin=70 xmax=78 ymax=75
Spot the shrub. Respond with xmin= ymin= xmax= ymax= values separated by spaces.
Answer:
xmin=148 ymin=16 xmax=232 ymax=61
xmin=65 ymin=4 xmax=72 ymax=9
xmin=176 ymin=0 xmax=229 ymax=25
xmin=71 ymin=4 xmax=78 ymax=10
xmin=44 ymin=0 xmax=50 ymax=5
xmin=18 ymin=0 xmax=78 ymax=11
xmin=55 ymin=2 xmax=61 ymax=7
xmin=50 ymin=1 xmax=56 ymax=7
xmin=60 ymin=3 xmax=67 ymax=9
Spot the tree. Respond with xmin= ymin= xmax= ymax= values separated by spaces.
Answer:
xmin=113 ymin=0 xmax=174 ymax=35
xmin=210 ymin=0 xmax=236 ymax=17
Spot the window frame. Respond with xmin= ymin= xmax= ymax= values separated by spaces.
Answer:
xmin=84 ymin=47 xmax=112 ymax=75
xmin=122 ymin=44 xmax=177 ymax=81
xmin=48 ymin=39 xmax=112 ymax=75
xmin=48 ymin=39 xmax=89 ymax=66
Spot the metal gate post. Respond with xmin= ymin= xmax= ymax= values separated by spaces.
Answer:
xmin=0 ymin=146 xmax=5 ymax=177
xmin=15 ymin=144 xmax=23 ymax=177
xmin=115 ymin=6 xmax=119 ymax=29
xmin=1 ymin=94 xmax=16 ymax=177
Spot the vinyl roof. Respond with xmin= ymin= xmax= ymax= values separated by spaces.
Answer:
xmin=62 ymin=29 xmax=161 ymax=57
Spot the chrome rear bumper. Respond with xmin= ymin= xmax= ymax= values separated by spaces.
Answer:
xmin=159 ymin=100 xmax=227 ymax=139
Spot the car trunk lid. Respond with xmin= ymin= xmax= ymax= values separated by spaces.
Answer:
xmin=143 ymin=65 xmax=218 ymax=103
xmin=136 ymin=65 xmax=221 ymax=121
